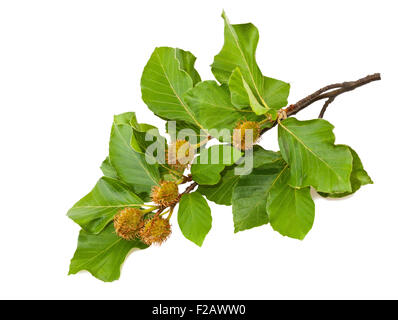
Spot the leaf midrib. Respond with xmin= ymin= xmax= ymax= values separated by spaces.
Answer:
xmin=225 ymin=18 xmax=267 ymax=108
xmin=155 ymin=50 xmax=208 ymax=134
xmin=113 ymin=124 xmax=159 ymax=185
xmin=279 ymin=121 xmax=345 ymax=184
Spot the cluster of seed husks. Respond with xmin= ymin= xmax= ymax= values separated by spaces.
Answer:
xmin=113 ymin=181 xmax=178 ymax=245
xmin=233 ymin=120 xmax=261 ymax=150
xmin=114 ymin=208 xmax=171 ymax=245
xmin=114 ymin=120 xmax=262 ymax=245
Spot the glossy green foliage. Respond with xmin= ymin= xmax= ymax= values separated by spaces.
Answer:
xmin=68 ymin=12 xmax=372 ymax=282
xmin=278 ymin=118 xmax=353 ymax=193
xmin=69 ymin=223 xmax=148 ymax=282
xmin=212 ymin=11 xmax=290 ymax=111
xmin=191 ymin=145 xmax=242 ymax=185
xmin=178 ymin=192 xmax=212 ymax=246
xmin=267 ymin=167 xmax=315 ymax=240
xmin=67 ymin=177 xmax=143 ymax=234
xmin=109 ymin=117 xmax=160 ymax=195
xmin=318 ymin=146 xmax=373 ymax=198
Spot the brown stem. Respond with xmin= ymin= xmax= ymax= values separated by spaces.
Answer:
xmin=318 ymin=96 xmax=335 ymax=119
xmin=173 ymin=181 xmax=198 ymax=205
xmin=180 ymin=182 xmax=198 ymax=196
xmin=261 ymin=73 xmax=381 ymax=133
xmin=181 ymin=174 xmax=193 ymax=184
xmin=154 ymin=207 xmax=165 ymax=218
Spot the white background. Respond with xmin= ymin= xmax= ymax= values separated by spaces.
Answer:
xmin=0 ymin=0 xmax=397 ymax=299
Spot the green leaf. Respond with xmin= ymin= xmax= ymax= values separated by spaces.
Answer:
xmin=236 ymin=145 xmax=282 ymax=175
xmin=228 ymin=67 xmax=254 ymax=109
xmin=129 ymin=112 xmax=162 ymax=153
xmin=128 ymin=113 xmax=184 ymax=181
xmin=198 ymin=146 xmax=281 ymax=205
xmin=250 ymin=146 xmax=282 ymax=167
xmin=232 ymin=160 xmax=286 ymax=232
xmin=198 ymin=165 xmax=240 ymax=206
xmin=178 ymin=192 xmax=212 ymax=246
xmin=191 ymin=145 xmax=242 ymax=185
xmin=229 ymin=68 xmax=269 ymax=114
xmin=319 ymin=146 xmax=373 ymax=198
xmin=278 ymin=117 xmax=353 ymax=193
xmin=165 ymin=120 xmax=208 ymax=144
xmin=109 ymin=122 xmax=160 ymax=195
xmin=267 ymin=167 xmax=315 ymax=240
xmin=183 ymin=81 xmax=261 ymax=141
xmin=114 ymin=112 xmax=135 ymax=125
xmin=100 ymin=157 xmax=118 ymax=180
xmin=129 ymin=113 xmax=167 ymax=163
xmin=212 ymin=11 xmax=290 ymax=110
xmin=69 ymin=223 xmax=148 ymax=282
xmin=141 ymin=47 xmax=206 ymax=132
xmin=175 ymin=48 xmax=201 ymax=86
xmin=67 ymin=177 xmax=143 ymax=234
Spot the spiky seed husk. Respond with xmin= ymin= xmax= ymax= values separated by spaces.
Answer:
xmin=139 ymin=216 xmax=171 ymax=245
xmin=113 ymin=207 xmax=144 ymax=240
xmin=166 ymin=139 xmax=195 ymax=171
xmin=233 ymin=120 xmax=261 ymax=150
xmin=151 ymin=180 xmax=179 ymax=207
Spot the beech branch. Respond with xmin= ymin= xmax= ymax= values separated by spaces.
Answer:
xmin=181 ymin=182 xmax=198 ymax=196
xmin=165 ymin=74 xmax=380 ymax=200
xmin=318 ymin=96 xmax=335 ymax=119
xmin=261 ymin=73 xmax=381 ymax=133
